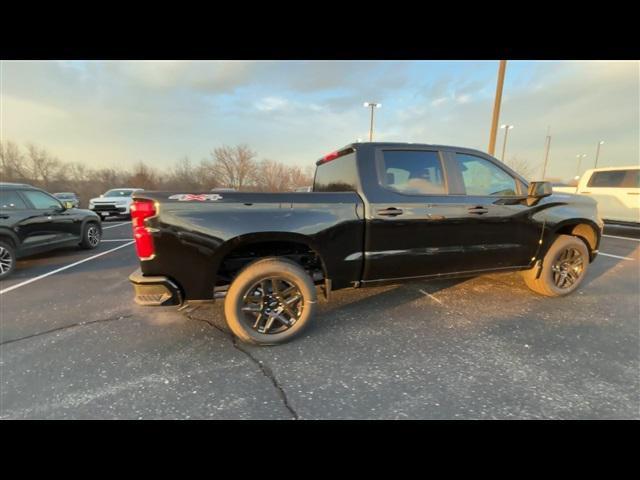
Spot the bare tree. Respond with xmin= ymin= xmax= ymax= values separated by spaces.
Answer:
xmin=207 ymin=145 xmax=257 ymax=190
xmin=254 ymin=159 xmax=291 ymax=192
xmin=0 ymin=140 xmax=27 ymax=182
xmin=505 ymin=155 xmax=538 ymax=181
xmin=127 ymin=161 xmax=158 ymax=190
xmin=25 ymin=143 xmax=62 ymax=188
xmin=288 ymin=165 xmax=314 ymax=190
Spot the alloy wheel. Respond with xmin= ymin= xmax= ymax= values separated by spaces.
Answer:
xmin=551 ymin=247 xmax=584 ymax=289
xmin=87 ymin=225 xmax=101 ymax=247
xmin=0 ymin=246 xmax=13 ymax=275
xmin=241 ymin=277 xmax=304 ymax=334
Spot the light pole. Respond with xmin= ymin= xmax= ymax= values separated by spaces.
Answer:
xmin=594 ymin=140 xmax=605 ymax=168
xmin=500 ymin=124 xmax=514 ymax=161
xmin=541 ymin=126 xmax=552 ymax=179
xmin=363 ymin=102 xmax=381 ymax=141
xmin=576 ymin=154 xmax=587 ymax=179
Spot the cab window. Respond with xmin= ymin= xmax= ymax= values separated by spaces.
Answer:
xmin=0 ymin=190 xmax=28 ymax=210
xmin=380 ymin=150 xmax=446 ymax=195
xmin=21 ymin=190 xmax=62 ymax=210
xmin=455 ymin=154 xmax=517 ymax=196
xmin=588 ymin=169 xmax=639 ymax=188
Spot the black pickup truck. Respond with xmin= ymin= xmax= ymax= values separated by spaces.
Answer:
xmin=129 ymin=143 xmax=603 ymax=345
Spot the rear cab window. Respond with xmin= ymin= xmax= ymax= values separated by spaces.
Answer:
xmin=313 ymin=149 xmax=359 ymax=192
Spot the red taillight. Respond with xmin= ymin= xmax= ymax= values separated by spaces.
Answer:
xmin=131 ymin=199 xmax=156 ymax=260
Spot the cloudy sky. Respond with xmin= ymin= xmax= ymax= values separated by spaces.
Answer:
xmin=1 ymin=60 xmax=638 ymax=181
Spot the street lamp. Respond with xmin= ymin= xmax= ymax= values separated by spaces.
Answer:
xmin=500 ymin=124 xmax=514 ymax=161
xmin=576 ymin=154 xmax=587 ymax=178
xmin=594 ymin=140 xmax=605 ymax=168
xmin=363 ymin=102 xmax=381 ymax=141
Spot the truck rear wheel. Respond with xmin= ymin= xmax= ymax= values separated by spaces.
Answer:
xmin=224 ymin=257 xmax=317 ymax=345
xmin=522 ymin=234 xmax=589 ymax=297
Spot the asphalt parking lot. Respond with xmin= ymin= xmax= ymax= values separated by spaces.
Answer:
xmin=1 ymin=220 xmax=638 ymax=419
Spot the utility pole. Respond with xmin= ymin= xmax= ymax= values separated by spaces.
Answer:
xmin=363 ymin=102 xmax=381 ymax=141
xmin=594 ymin=140 xmax=605 ymax=168
xmin=541 ymin=126 xmax=552 ymax=179
xmin=488 ymin=60 xmax=507 ymax=156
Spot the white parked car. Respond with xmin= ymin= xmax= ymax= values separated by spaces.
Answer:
xmin=89 ymin=188 xmax=143 ymax=221
xmin=554 ymin=167 xmax=639 ymax=225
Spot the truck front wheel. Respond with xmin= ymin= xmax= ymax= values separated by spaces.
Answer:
xmin=224 ymin=257 xmax=317 ymax=345
xmin=521 ymin=234 xmax=590 ymax=296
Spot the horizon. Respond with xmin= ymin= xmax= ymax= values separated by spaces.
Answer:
xmin=1 ymin=60 xmax=638 ymax=182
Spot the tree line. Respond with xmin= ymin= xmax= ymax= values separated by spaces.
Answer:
xmin=0 ymin=141 xmax=314 ymax=207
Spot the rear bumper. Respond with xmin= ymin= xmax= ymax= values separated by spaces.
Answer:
xmin=129 ymin=269 xmax=183 ymax=306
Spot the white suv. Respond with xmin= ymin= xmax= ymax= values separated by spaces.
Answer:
xmin=89 ymin=188 xmax=143 ymax=220
xmin=556 ymin=167 xmax=639 ymax=225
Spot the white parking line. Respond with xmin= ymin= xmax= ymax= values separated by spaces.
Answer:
xmin=599 ymin=252 xmax=634 ymax=261
xmin=101 ymin=239 xmax=134 ymax=242
xmin=419 ymin=289 xmax=443 ymax=305
xmin=0 ymin=241 xmax=135 ymax=295
xmin=602 ymin=234 xmax=640 ymax=242
xmin=102 ymin=222 xmax=132 ymax=230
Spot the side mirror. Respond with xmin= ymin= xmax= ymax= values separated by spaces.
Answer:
xmin=63 ymin=201 xmax=75 ymax=209
xmin=528 ymin=181 xmax=552 ymax=198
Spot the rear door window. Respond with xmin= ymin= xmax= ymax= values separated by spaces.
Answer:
xmin=589 ymin=169 xmax=640 ymax=188
xmin=379 ymin=150 xmax=446 ymax=195
xmin=0 ymin=190 xmax=28 ymax=210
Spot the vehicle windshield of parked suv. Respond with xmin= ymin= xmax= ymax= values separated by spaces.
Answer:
xmin=104 ymin=189 xmax=134 ymax=197
xmin=54 ymin=193 xmax=76 ymax=199
xmin=0 ymin=190 xmax=29 ymax=210
xmin=21 ymin=190 xmax=63 ymax=210
xmin=455 ymin=153 xmax=518 ymax=196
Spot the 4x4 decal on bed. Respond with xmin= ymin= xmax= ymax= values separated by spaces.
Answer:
xmin=168 ymin=194 xmax=223 ymax=201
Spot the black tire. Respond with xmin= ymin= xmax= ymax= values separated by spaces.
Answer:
xmin=0 ymin=240 xmax=16 ymax=280
xmin=224 ymin=257 xmax=317 ymax=345
xmin=79 ymin=222 xmax=101 ymax=249
xmin=521 ymin=234 xmax=589 ymax=297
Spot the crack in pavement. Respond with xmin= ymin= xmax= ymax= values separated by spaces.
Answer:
xmin=185 ymin=307 xmax=299 ymax=420
xmin=0 ymin=314 xmax=133 ymax=346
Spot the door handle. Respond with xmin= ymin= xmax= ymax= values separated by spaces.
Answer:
xmin=468 ymin=206 xmax=489 ymax=215
xmin=627 ymin=192 xmax=640 ymax=195
xmin=0 ymin=214 xmax=9 ymax=219
xmin=377 ymin=207 xmax=404 ymax=217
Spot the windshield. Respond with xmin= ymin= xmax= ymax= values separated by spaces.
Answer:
xmin=104 ymin=189 xmax=134 ymax=197
xmin=54 ymin=193 xmax=75 ymax=199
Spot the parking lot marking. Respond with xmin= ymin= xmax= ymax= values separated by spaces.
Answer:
xmin=0 ymin=241 xmax=135 ymax=295
xmin=101 ymin=239 xmax=134 ymax=242
xmin=598 ymin=252 xmax=634 ymax=261
xmin=602 ymin=234 xmax=640 ymax=242
xmin=102 ymin=222 xmax=132 ymax=230
xmin=419 ymin=289 xmax=443 ymax=305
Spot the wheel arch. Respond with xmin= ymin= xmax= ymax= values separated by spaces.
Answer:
xmin=214 ymin=231 xmax=330 ymax=287
xmin=0 ymin=228 xmax=20 ymax=250
xmin=545 ymin=219 xmax=601 ymax=262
